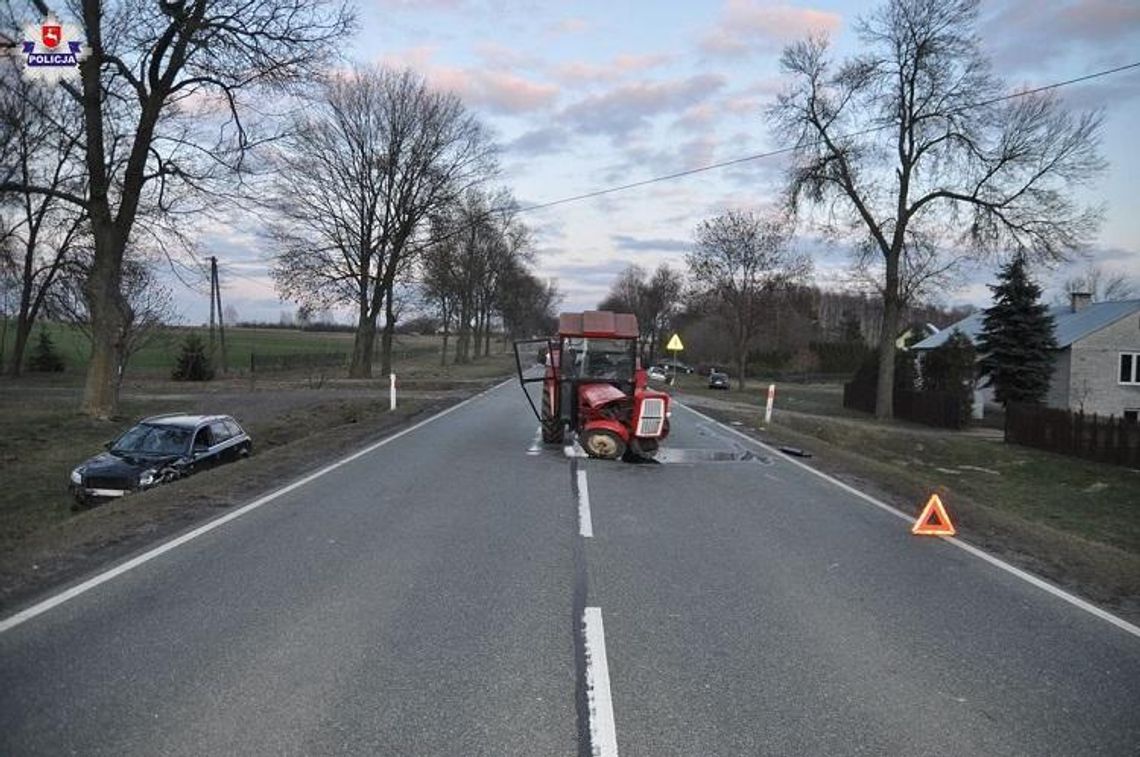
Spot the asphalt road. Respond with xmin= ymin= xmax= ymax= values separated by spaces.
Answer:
xmin=2 ymin=380 xmax=1138 ymax=755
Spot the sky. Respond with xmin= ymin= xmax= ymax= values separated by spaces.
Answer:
xmin=187 ymin=0 xmax=1140 ymax=325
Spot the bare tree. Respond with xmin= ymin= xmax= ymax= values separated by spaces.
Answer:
xmin=769 ymin=0 xmax=1104 ymax=418
xmin=270 ymin=66 xmax=495 ymax=378
xmin=687 ymin=209 xmax=811 ymax=389
xmin=50 ymin=255 xmax=180 ymax=389
xmin=1 ymin=0 xmax=353 ymax=417
xmin=0 ymin=57 xmax=85 ymax=376
xmin=598 ymin=263 xmax=683 ymax=364
xmin=1058 ymin=262 xmax=1135 ymax=303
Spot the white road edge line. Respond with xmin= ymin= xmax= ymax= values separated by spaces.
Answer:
xmin=0 ymin=378 xmax=514 ymax=635
xmin=577 ymin=468 xmax=594 ymax=538
xmin=676 ymin=401 xmax=1140 ymax=641
xmin=583 ymin=606 xmax=619 ymax=757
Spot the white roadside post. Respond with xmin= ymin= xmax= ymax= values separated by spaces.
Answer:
xmin=390 ymin=373 xmax=397 ymax=411
xmin=764 ymin=383 xmax=776 ymax=426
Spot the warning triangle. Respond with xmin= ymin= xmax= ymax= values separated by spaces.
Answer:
xmin=665 ymin=333 xmax=684 ymax=351
xmin=912 ymin=494 xmax=956 ymax=536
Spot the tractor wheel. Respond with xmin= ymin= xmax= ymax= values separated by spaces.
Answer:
xmin=630 ymin=437 xmax=658 ymax=459
xmin=540 ymin=414 xmax=563 ymax=444
xmin=582 ymin=429 xmax=627 ymax=460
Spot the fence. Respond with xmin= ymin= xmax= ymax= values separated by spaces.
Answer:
xmin=1006 ymin=403 xmax=1140 ymax=469
xmin=249 ymin=351 xmax=349 ymax=374
xmin=843 ymin=381 xmax=969 ymax=429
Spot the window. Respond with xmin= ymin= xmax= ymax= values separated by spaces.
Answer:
xmin=1121 ymin=353 xmax=1140 ymax=385
xmin=224 ymin=420 xmax=243 ymax=438
xmin=1124 ymin=410 xmax=1139 ymax=424
xmin=209 ymin=421 xmax=233 ymax=444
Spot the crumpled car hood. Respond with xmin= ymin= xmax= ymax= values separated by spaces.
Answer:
xmin=80 ymin=451 xmax=183 ymax=478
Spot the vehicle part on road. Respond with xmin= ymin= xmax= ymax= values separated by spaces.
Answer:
xmin=777 ymin=446 xmax=812 ymax=458
xmin=912 ymin=493 xmax=957 ymax=536
xmin=514 ymin=311 xmax=672 ymax=461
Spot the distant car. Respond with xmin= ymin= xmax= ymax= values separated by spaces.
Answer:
xmin=647 ymin=366 xmax=668 ymax=381
xmin=655 ymin=358 xmax=693 ymax=374
xmin=70 ymin=414 xmax=252 ymax=506
xmin=708 ymin=371 xmax=730 ymax=390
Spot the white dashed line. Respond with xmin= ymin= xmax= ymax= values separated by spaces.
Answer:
xmin=577 ymin=468 xmax=594 ymax=538
xmin=527 ymin=425 xmax=543 ymax=455
xmin=583 ymin=607 xmax=619 ymax=757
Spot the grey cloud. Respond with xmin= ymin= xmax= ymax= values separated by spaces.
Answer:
xmin=506 ymin=126 xmax=570 ymax=157
xmin=559 ymin=74 xmax=727 ymax=142
xmin=611 ymin=235 xmax=690 ymax=253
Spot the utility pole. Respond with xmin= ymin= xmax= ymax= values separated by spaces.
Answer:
xmin=208 ymin=256 xmax=217 ymax=356
xmin=211 ymin=256 xmax=228 ymax=374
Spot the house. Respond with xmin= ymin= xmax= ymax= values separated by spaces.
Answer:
xmin=911 ymin=293 xmax=1140 ymax=420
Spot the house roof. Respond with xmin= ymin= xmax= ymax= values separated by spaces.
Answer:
xmin=912 ymin=299 xmax=1140 ymax=351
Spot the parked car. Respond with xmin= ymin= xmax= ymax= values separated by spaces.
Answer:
xmin=70 ymin=414 xmax=252 ymax=506
xmin=647 ymin=366 xmax=668 ymax=381
xmin=708 ymin=371 xmax=730 ymax=390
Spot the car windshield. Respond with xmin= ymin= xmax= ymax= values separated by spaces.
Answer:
xmin=562 ymin=337 xmax=635 ymax=381
xmin=111 ymin=424 xmax=192 ymax=456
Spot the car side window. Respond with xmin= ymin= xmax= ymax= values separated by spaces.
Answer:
xmin=209 ymin=422 xmax=232 ymax=445
xmin=192 ymin=427 xmax=211 ymax=451
xmin=224 ymin=420 xmax=243 ymax=438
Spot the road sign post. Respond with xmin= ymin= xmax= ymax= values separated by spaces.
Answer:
xmin=764 ymin=384 xmax=775 ymax=425
xmin=665 ymin=333 xmax=684 ymax=385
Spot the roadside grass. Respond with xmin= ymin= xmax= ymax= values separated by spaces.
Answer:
xmin=664 ymin=372 xmax=864 ymax=418
xmin=676 ymin=389 xmax=1140 ymax=618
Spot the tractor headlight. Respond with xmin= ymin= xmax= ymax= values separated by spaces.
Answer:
xmin=138 ymin=469 xmax=156 ymax=487
xmin=70 ymin=467 xmax=84 ymax=485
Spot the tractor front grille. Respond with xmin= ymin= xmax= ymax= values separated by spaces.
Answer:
xmin=636 ymin=398 xmax=666 ymax=437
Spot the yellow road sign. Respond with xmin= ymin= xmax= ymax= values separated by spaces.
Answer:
xmin=666 ymin=333 xmax=684 ymax=351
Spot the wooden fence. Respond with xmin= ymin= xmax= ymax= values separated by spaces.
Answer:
xmin=1006 ymin=404 xmax=1140 ymax=469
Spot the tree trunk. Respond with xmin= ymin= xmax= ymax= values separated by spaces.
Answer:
xmin=349 ymin=314 xmax=376 ymax=378
xmin=440 ymin=328 xmax=450 ymax=367
xmin=483 ymin=318 xmax=491 ymax=357
xmin=81 ymin=227 xmax=128 ymax=419
xmin=6 ymin=315 xmax=32 ymax=377
xmin=737 ymin=348 xmax=747 ymax=391
xmin=875 ymin=252 xmax=902 ymax=420
xmin=379 ymin=295 xmax=396 ymax=377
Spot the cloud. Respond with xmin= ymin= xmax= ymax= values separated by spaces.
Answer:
xmin=550 ymin=53 xmax=674 ymax=87
xmin=560 ymin=73 xmax=727 ymax=142
xmin=699 ymin=1 xmax=842 ymax=58
xmin=380 ymin=46 xmax=559 ymax=115
xmin=506 ymin=126 xmax=570 ymax=156
xmin=611 ymin=235 xmax=691 ymax=253
xmin=983 ymin=1 xmax=1140 ymax=72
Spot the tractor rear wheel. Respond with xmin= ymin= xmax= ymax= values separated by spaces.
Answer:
xmin=582 ymin=429 xmax=626 ymax=460
xmin=540 ymin=414 xmax=563 ymax=444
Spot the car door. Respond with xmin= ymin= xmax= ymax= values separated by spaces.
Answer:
xmin=208 ymin=421 xmax=238 ymax=463
xmin=190 ymin=426 xmax=215 ymax=470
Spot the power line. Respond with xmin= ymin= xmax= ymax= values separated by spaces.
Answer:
xmin=515 ymin=60 xmax=1140 ymax=214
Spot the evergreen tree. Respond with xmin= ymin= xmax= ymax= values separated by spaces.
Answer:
xmin=27 ymin=329 xmax=66 ymax=372
xmin=171 ymin=334 xmax=215 ymax=381
xmin=977 ymin=254 xmax=1057 ymax=406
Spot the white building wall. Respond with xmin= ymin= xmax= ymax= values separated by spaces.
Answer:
xmin=1066 ymin=312 xmax=1140 ymax=416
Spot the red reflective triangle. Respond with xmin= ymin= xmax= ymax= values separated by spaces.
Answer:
xmin=912 ymin=493 xmax=956 ymax=536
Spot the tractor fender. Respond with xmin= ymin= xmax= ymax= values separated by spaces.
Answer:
xmin=581 ymin=418 xmax=630 ymax=442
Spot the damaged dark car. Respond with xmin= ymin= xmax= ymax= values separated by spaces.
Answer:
xmin=70 ymin=414 xmax=252 ymax=506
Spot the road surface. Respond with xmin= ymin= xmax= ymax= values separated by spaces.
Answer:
xmin=2 ymin=380 xmax=1138 ymax=755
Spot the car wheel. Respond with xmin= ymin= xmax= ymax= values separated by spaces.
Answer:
xmin=582 ymin=429 xmax=626 ymax=460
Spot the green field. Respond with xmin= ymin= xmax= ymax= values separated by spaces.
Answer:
xmin=0 ymin=319 xmax=463 ymax=377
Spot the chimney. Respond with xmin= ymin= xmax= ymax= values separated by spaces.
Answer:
xmin=1070 ymin=292 xmax=1092 ymax=313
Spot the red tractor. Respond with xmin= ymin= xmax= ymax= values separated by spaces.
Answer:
xmin=514 ymin=311 xmax=671 ymax=460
